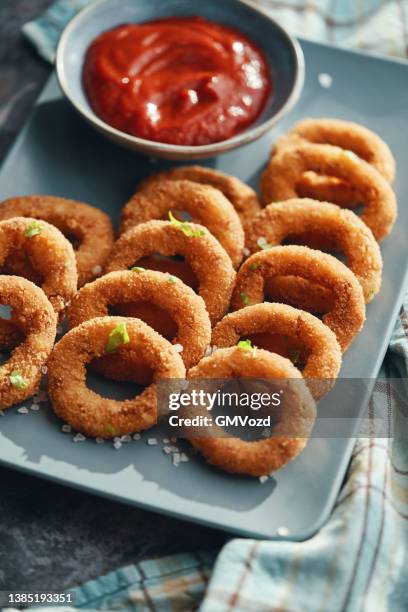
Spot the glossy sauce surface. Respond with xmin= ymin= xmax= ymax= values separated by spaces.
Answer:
xmin=83 ymin=16 xmax=272 ymax=145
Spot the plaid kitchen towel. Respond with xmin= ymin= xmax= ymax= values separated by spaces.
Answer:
xmin=23 ymin=0 xmax=408 ymax=62
xmin=15 ymin=1 xmax=408 ymax=611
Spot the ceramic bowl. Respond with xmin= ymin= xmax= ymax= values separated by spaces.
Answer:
xmin=56 ymin=0 xmax=304 ymax=159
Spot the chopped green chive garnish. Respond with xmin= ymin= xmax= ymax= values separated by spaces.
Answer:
xmin=131 ymin=266 xmax=144 ymax=273
xmin=238 ymin=339 xmax=255 ymax=351
xmin=168 ymin=275 xmax=177 ymax=283
xmin=105 ymin=323 xmax=130 ymax=354
xmin=249 ymin=262 xmax=259 ymax=271
xmin=24 ymin=220 xmax=43 ymax=238
xmin=368 ymin=289 xmax=376 ymax=299
xmin=168 ymin=211 xmax=205 ymax=238
xmin=105 ymin=424 xmax=117 ymax=436
xmin=257 ymin=237 xmax=272 ymax=250
xmin=240 ymin=292 xmax=250 ymax=306
xmin=10 ymin=370 xmax=28 ymax=390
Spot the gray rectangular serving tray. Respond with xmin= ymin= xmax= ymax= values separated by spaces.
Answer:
xmin=0 ymin=39 xmax=408 ymax=540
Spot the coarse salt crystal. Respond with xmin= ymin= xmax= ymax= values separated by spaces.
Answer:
xmin=121 ymin=434 xmax=132 ymax=443
xmin=0 ymin=410 xmax=4 ymax=417
xmin=30 ymin=404 xmax=40 ymax=412
xmin=62 ymin=424 xmax=72 ymax=433
xmin=162 ymin=438 xmax=170 ymax=444
xmin=92 ymin=265 xmax=102 ymax=275
xmin=277 ymin=526 xmax=290 ymax=536
xmin=96 ymin=437 xmax=105 ymax=444
xmin=73 ymin=433 xmax=86 ymax=442
xmin=163 ymin=446 xmax=172 ymax=455
xmin=147 ymin=438 xmax=158 ymax=446
xmin=133 ymin=433 xmax=141 ymax=441
xmin=180 ymin=453 xmax=189 ymax=463
xmin=259 ymin=475 xmax=269 ymax=483
xmin=17 ymin=406 xmax=29 ymax=414
xmin=172 ymin=452 xmax=181 ymax=466
xmin=243 ymin=247 xmax=250 ymax=257
xmin=318 ymin=73 xmax=333 ymax=88
xmin=204 ymin=346 xmax=213 ymax=357
xmin=41 ymin=366 xmax=48 ymax=375
xmin=113 ymin=440 xmax=122 ymax=450
xmin=173 ymin=343 xmax=183 ymax=353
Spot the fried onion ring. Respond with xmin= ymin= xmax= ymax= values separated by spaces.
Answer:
xmin=105 ymin=220 xmax=236 ymax=325
xmin=272 ymin=119 xmax=395 ymax=206
xmin=119 ymin=180 xmax=244 ymax=268
xmin=0 ymin=217 xmax=77 ymax=318
xmin=47 ymin=316 xmax=185 ymax=438
xmin=185 ymin=346 xmax=316 ymax=476
xmin=137 ymin=165 xmax=261 ymax=225
xmin=67 ymin=270 xmax=211 ymax=381
xmin=211 ymin=303 xmax=342 ymax=400
xmin=260 ymin=144 xmax=397 ymax=240
xmin=274 ymin=118 xmax=396 ymax=181
xmin=232 ymin=245 xmax=365 ymax=351
xmin=0 ymin=196 xmax=114 ymax=286
xmin=245 ymin=199 xmax=382 ymax=302
xmin=0 ymin=276 xmax=56 ymax=410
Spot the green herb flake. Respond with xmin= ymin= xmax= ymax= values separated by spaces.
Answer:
xmin=168 ymin=275 xmax=177 ymax=283
xmin=24 ymin=220 xmax=43 ymax=238
xmin=257 ymin=237 xmax=272 ymax=250
xmin=168 ymin=211 xmax=205 ymax=238
xmin=130 ymin=266 xmax=145 ymax=273
xmin=368 ymin=289 xmax=376 ymax=300
xmin=10 ymin=370 xmax=28 ymax=390
xmin=238 ymin=339 xmax=254 ymax=351
xmin=105 ymin=424 xmax=117 ymax=436
xmin=240 ymin=292 xmax=250 ymax=306
xmin=105 ymin=323 xmax=130 ymax=354
xmin=249 ymin=262 xmax=259 ymax=271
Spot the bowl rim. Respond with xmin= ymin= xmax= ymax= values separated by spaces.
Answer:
xmin=56 ymin=0 xmax=305 ymax=155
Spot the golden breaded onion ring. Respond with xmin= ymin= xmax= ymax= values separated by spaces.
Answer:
xmin=67 ymin=270 xmax=211 ymax=382
xmin=0 ymin=196 xmax=114 ymax=286
xmin=212 ymin=303 xmax=342 ymax=400
xmin=105 ymin=220 xmax=235 ymax=325
xmin=245 ymin=199 xmax=382 ymax=302
xmin=0 ymin=217 xmax=77 ymax=318
xmin=47 ymin=316 xmax=185 ymax=438
xmin=0 ymin=276 xmax=56 ymax=410
xmin=274 ymin=118 xmax=396 ymax=181
xmin=185 ymin=346 xmax=316 ymax=477
xmin=232 ymin=245 xmax=366 ymax=351
xmin=260 ymin=144 xmax=397 ymax=240
xmin=119 ymin=180 xmax=244 ymax=268
xmin=137 ymin=165 xmax=261 ymax=225
xmin=272 ymin=118 xmax=395 ymax=206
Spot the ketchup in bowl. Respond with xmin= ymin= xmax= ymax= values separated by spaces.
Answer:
xmin=83 ymin=16 xmax=272 ymax=146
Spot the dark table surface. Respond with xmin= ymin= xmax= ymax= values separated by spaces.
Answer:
xmin=0 ymin=1 xmax=226 ymax=593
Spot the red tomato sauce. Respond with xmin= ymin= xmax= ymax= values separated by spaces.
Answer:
xmin=83 ymin=16 xmax=272 ymax=146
